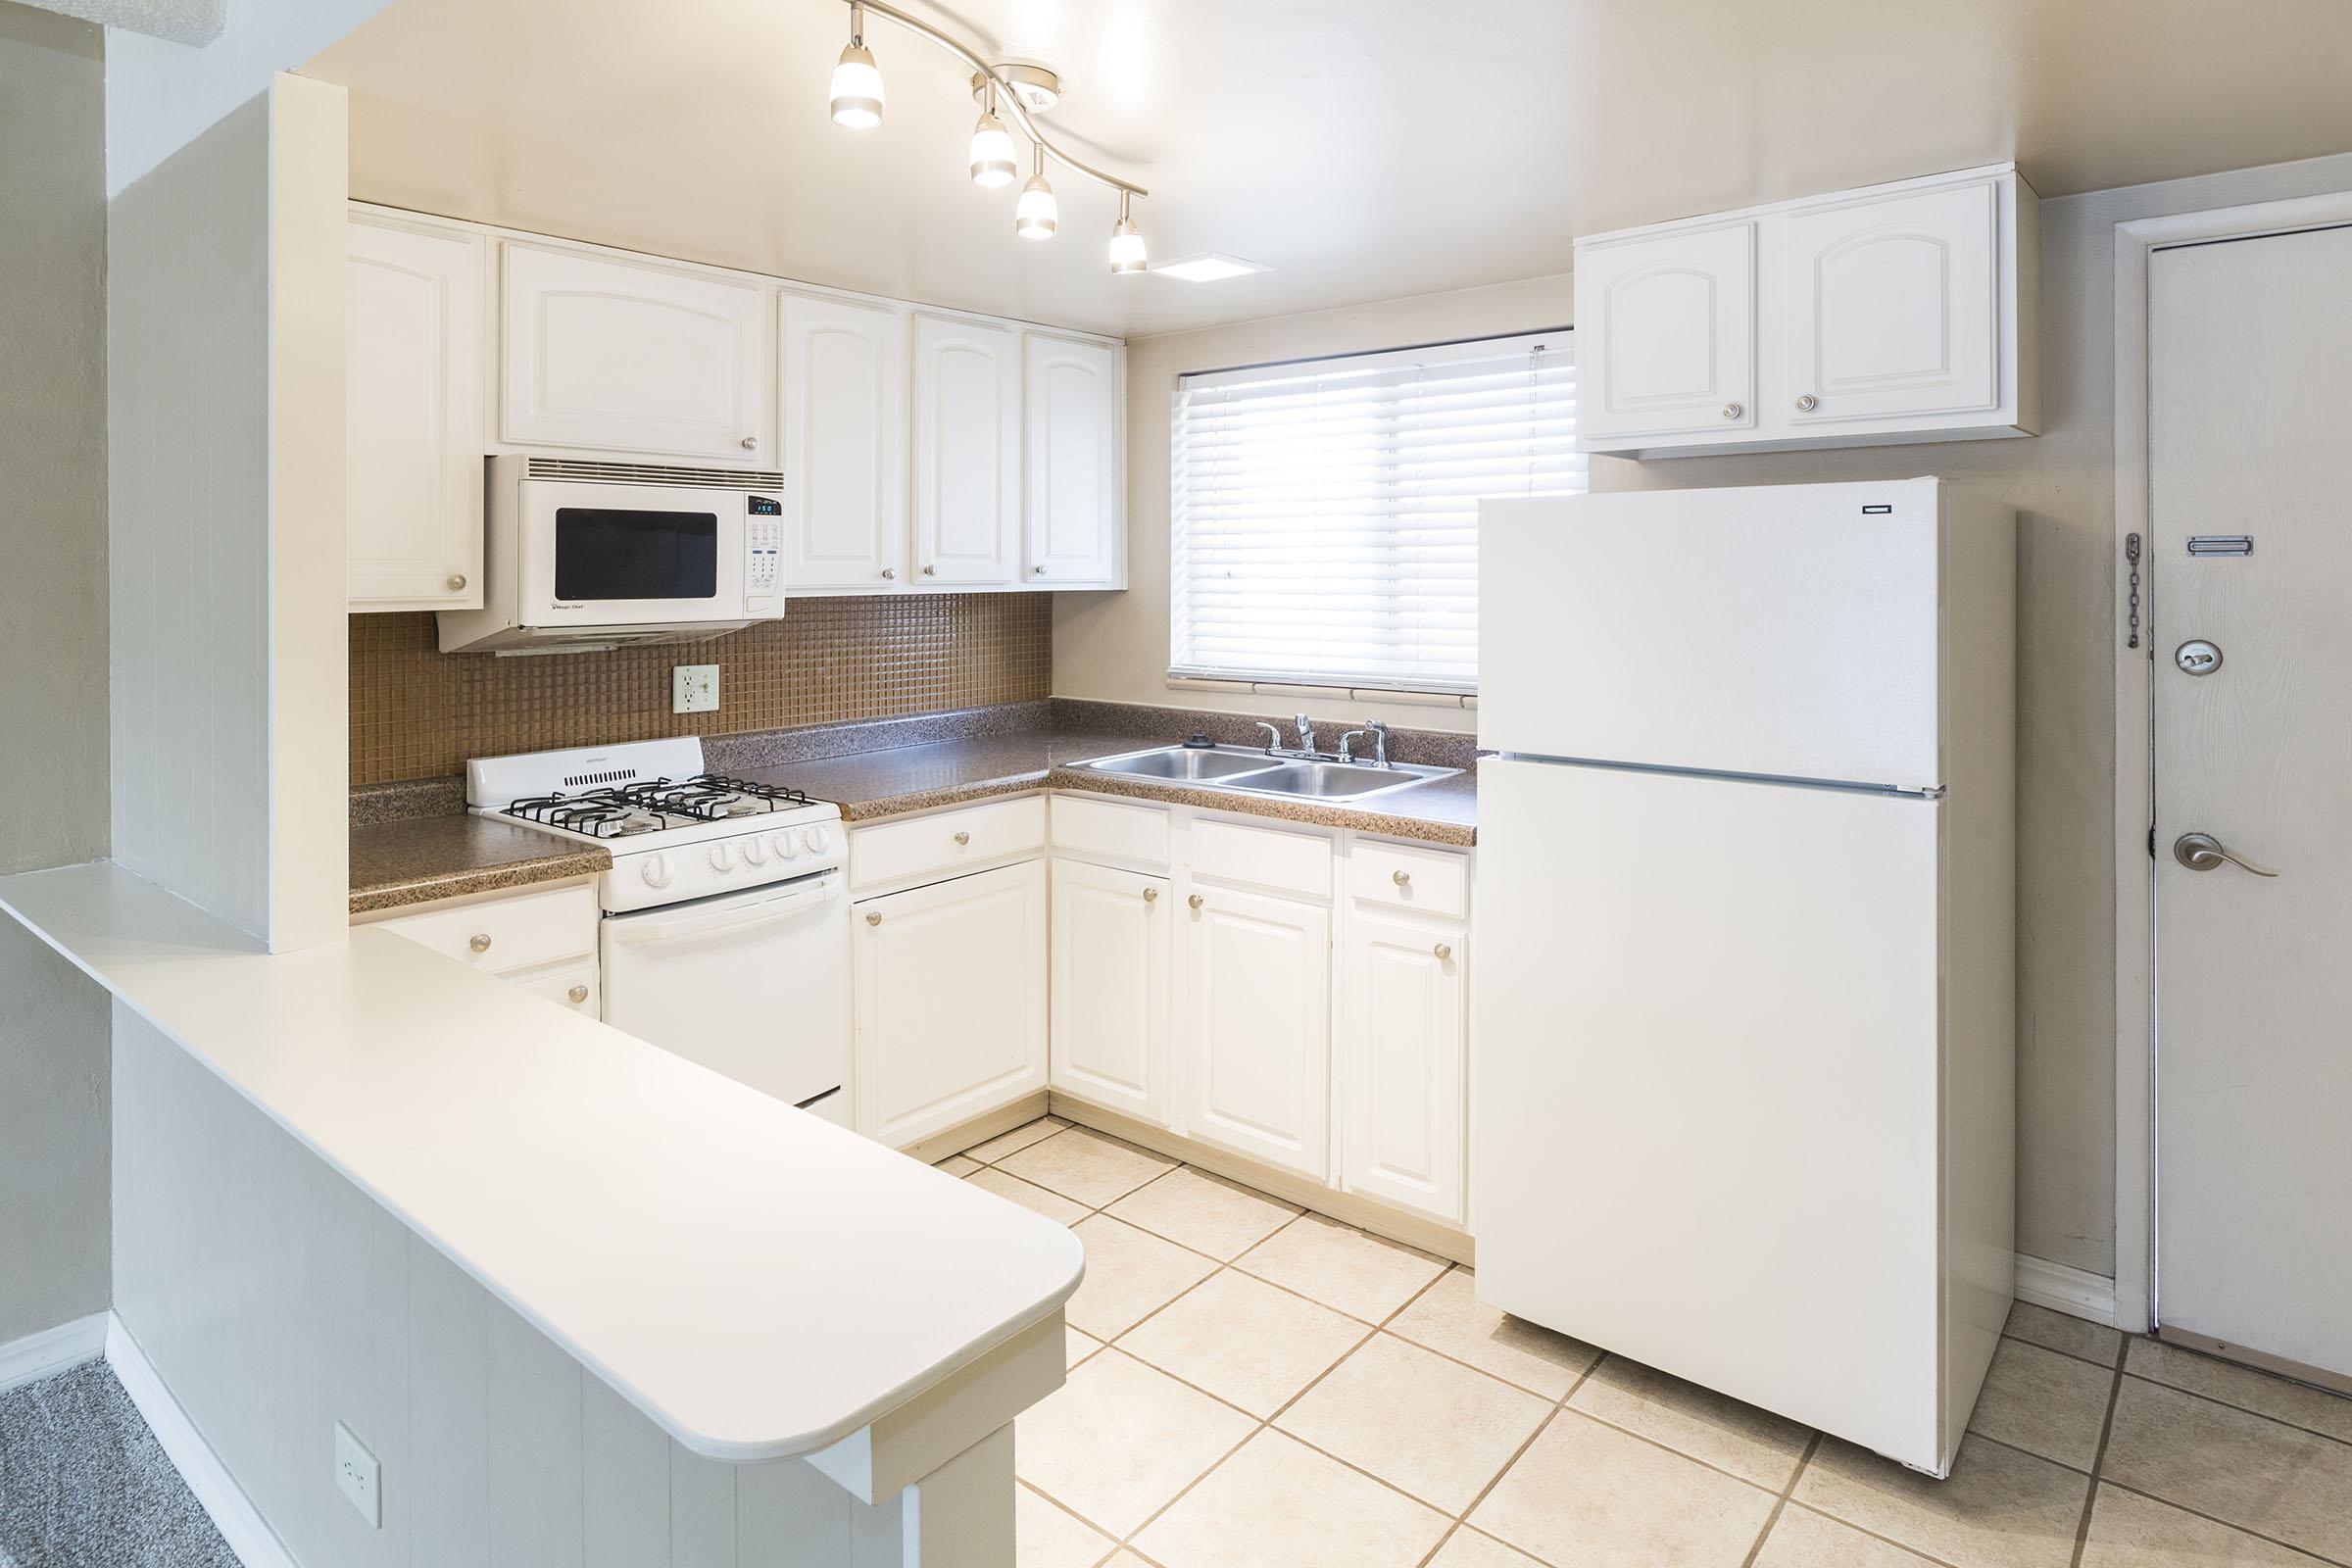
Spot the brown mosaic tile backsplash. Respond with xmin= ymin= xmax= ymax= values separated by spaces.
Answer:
xmin=350 ymin=595 xmax=1053 ymax=785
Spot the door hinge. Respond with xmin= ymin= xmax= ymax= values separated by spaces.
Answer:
xmin=2149 ymin=824 xmax=2157 ymax=858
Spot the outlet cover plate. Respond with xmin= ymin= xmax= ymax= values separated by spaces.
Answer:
xmin=335 ymin=1421 xmax=381 ymax=1528
xmin=672 ymin=663 xmax=720 ymax=714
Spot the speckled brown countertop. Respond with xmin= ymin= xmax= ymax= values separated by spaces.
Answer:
xmin=735 ymin=730 xmax=1479 ymax=847
xmin=349 ymin=815 xmax=612 ymax=916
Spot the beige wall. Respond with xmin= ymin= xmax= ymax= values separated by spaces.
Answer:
xmin=0 ymin=0 xmax=111 ymax=1346
xmin=1065 ymin=149 xmax=2352 ymax=1280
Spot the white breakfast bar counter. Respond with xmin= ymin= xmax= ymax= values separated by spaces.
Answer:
xmin=1 ymin=859 xmax=1083 ymax=1567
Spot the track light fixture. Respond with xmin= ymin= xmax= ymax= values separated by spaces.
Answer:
xmin=828 ymin=4 xmax=884 ymax=129
xmin=824 ymin=0 xmax=1148 ymax=269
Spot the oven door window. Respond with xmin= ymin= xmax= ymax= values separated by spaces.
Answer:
xmin=554 ymin=508 xmax=719 ymax=602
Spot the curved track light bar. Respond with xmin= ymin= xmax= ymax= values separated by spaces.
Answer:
xmin=832 ymin=0 xmax=1149 ymax=199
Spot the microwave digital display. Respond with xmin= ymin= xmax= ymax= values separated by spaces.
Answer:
xmin=554 ymin=508 xmax=719 ymax=601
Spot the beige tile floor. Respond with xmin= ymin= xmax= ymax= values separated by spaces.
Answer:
xmin=943 ymin=1119 xmax=2352 ymax=1568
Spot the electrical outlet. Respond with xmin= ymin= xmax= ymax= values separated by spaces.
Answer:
xmin=672 ymin=663 xmax=720 ymax=714
xmin=334 ymin=1421 xmax=381 ymax=1529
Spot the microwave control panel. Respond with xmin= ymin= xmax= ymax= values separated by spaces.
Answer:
xmin=746 ymin=495 xmax=782 ymax=607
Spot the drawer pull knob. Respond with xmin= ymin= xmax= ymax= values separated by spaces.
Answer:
xmin=880 ymin=566 xmax=897 ymax=580
xmin=1188 ymin=894 xmax=1204 ymax=910
xmin=954 ymin=830 xmax=971 ymax=846
xmin=1794 ymin=394 xmax=1819 ymax=413
xmin=1142 ymin=886 xmax=1158 ymax=903
xmin=446 ymin=573 xmax=467 ymax=592
xmin=567 ymin=984 xmax=590 ymax=1004
xmin=740 ymin=436 xmax=757 ymax=451
xmin=468 ymin=933 xmax=492 ymax=954
xmin=1392 ymin=869 xmax=1411 ymax=887
xmin=1434 ymin=943 xmax=1453 ymax=961
xmin=865 ymin=910 xmax=883 ymax=926
xmin=1722 ymin=402 xmax=1743 ymax=419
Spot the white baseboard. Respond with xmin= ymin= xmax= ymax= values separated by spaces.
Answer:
xmin=105 ymin=1315 xmax=299 ymax=1568
xmin=0 ymin=1311 xmax=109 ymax=1396
xmin=2015 ymin=1252 xmax=2121 ymax=1327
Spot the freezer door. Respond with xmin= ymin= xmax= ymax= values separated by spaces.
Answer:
xmin=1471 ymin=758 xmax=1946 ymax=1468
xmin=1479 ymin=480 xmax=1941 ymax=785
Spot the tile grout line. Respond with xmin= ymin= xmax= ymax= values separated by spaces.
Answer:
xmin=2111 ymin=1367 xmax=2352 ymax=1451
xmin=2087 ymin=1476 xmax=2352 ymax=1568
xmin=2066 ymin=1361 xmax=2128 ymax=1568
xmin=1736 ymin=1429 xmax=1823 ymax=1568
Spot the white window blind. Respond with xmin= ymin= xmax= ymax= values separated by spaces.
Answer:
xmin=1171 ymin=330 xmax=1584 ymax=695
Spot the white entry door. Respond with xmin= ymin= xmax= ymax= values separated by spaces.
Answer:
xmin=2152 ymin=223 xmax=2352 ymax=1389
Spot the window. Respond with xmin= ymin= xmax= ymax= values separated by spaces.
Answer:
xmin=1171 ymin=330 xmax=1584 ymax=696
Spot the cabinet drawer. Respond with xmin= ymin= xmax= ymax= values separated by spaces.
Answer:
xmin=1051 ymin=794 xmax=1171 ymax=868
xmin=515 ymin=958 xmax=601 ymax=1019
xmin=851 ymin=795 xmax=1047 ymax=891
xmin=1348 ymin=842 xmax=1469 ymax=919
xmin=1190 ymin=818 xmax=1333 ymax=900
xmin=374 ymin=883 xmax=600 ymax=976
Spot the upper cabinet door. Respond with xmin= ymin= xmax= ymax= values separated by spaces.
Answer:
xmin=1023 ymin=332 xmax=1120 ymax=586
xmin=911 ymin=313 xmax=1020 ymax=585
xmin=1784 ymin=179 xmax=1998 ymax=426
xmin=780 ymin=291 xmax=907 ymax=590
xmin=501 ymin=244 xmax=766 ymax=464
xmin=347 ymin=217 xmax=484 ymax=612
xmin=1574 ymin=221 xmax=1756 ymax=445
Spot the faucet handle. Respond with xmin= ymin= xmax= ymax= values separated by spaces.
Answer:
xmin=1252 ymin=720 xmax=1282 ymax=753
xmin=1364 ymin=718 xmax=1392 ymax=767
xmin=1294 ymin=711 xmax=1316 ymax=751
xmin=1335 ymin=728 xmax=1371 ymax=764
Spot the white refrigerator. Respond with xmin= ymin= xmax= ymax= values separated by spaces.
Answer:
xmin=1473 ymin=477 xmax=2015 ymax=1478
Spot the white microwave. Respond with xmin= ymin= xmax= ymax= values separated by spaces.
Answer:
xmin=437 ymin=456 xmax=787 ymax=654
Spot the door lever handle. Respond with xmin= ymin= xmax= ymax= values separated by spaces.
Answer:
xmin=2173 ymin=832 xmax=2279 ymax=877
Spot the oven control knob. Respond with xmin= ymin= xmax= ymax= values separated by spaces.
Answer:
xmin=709 ymin=843 xmax=734 ymax=872
xmin=640 ymin=855 xmax=672 ymax=890
xmin=741 ymin=836 xmax=767 ymax=865
xmin=801 ymin=826 xmax=828 ymax=855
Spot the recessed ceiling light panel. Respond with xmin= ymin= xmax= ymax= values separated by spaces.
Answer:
xmin=1151 ymin=253 xmax=1270 ymax=283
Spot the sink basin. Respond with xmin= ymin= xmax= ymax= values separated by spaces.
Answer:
xmin=1085 ymin=746 xmax=1282 ymax=783
xmin=1071 ymin=745 xmax=1457 ymax=804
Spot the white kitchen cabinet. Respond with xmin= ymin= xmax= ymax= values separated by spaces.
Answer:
xmin=779 ymin=290 xmax=907 ymax=589
xmin=854 ymin=858 xmax=1048 ymax=1149
xmin=501 ymin=243 xmax=767 ymax=464
xmin=1180 ymin=883 xmax=1331 ymax=1179
xmin=346 ymin=217 xmax=484 ymax=611
xmin=1049 ymin=859 xmax=1172 ymax=1123
xmin=1575 ymin=164 xmax=2038 ymax=458
xmin=1022 ymin=331 xmax=1121 ymax=586
xmin=1340 ymin=913 xmax=1466 ymax=1224
xmin=911 ymin=313 xmax=1021 ymax=586
xmin=1574 ymin=220 xmax=1756 ymax=447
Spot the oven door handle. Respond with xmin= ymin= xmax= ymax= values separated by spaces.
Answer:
xmin=607 ymin=874 xmax=841 ymax=947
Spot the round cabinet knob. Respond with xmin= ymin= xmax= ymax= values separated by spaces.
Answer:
xmin=1033 ymin=564 xmax=1048 ymax=576
xmin=953 ymin=830 xmax=971 ymax=847
xmin=1434 ymin=943 xmax=1453 ymax=961
xmin=709 ymin=843 xmax=735 ymax=871
xmin=567 ymin=984 xmax=590 ymax=1004
xmin=742 ymin=836 xmax=767 ymax=864
xmin=446 ymin=573 xmax=468 ymax=593
xmin=1392 ymin=869 xmax=1411 ymax=887
xmin=801 ymin=826 xmax=827 ymax=855
xmin=922 ymin=564 xmax=937 ymax=576
xmin=641 ymin=855 xmax=672 ymax=889
xmin=467 ymin=933 xmax=493 ymax=954
xmin=1143 ymin=886 xmax=1159 ymax=903
xmin=1722 ymin=403 xmax=1744 ymax=420
xmin=864 ymin=910 xmax=882 ymax=926
xmin=1188 ymin=894 xmax=1204 ymax=910
xmin=740 ymin=436 xmax=757 ymax=451
xmin=880 ymin=567 xmax=897 ymax=580
xmin=1794 ymin=394 xmax=1819 ymax=413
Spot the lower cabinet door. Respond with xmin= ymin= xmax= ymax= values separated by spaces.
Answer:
xmin=1181 ymin=884 xmax=1331 ymax=1179
xmin=855 ymin=858 xmax=1048 ymax=1148
xmin=1340 ymin=914 xmax=1467 ymax=1224
xmin=1050 ymin=859 xmax=1172 ymax=1123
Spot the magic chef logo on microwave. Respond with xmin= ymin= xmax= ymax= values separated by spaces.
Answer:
xmin=554 ymin=602 xmax=585 ymax=610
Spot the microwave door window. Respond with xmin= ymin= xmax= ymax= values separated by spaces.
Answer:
xmin=554 ymin=508 xmax=719 ymax=602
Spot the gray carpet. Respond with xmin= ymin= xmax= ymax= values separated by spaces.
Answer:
xmin=0 ymin=1361 xmax=239 ymax=1568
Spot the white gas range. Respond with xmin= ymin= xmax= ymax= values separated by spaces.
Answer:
xmin=468 ymin=737 xmax=852 ymax=1125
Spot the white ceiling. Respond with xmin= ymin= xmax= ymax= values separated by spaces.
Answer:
xmin=302 ymin=0 xmax=2352 ymax=339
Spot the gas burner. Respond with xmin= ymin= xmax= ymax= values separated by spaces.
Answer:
xmin=613 ymin=774 xmax=813 ymax=821
xmin=503 ymin=790 xmax=680 ymax=839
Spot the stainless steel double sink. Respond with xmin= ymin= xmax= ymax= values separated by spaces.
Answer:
xmin=1069 ymin=744 xmax=1458 ymax=804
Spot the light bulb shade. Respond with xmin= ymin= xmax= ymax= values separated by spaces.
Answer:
xmin=829 ymin=44 xmax=884 ymax=128
xmin=1107 ymin=216 xmax=1147 ymax=273
xmin=968 ymin=112 xmax=1017 ymax=187
xmin=1014 ymin=173 xmax=1057 ymax=239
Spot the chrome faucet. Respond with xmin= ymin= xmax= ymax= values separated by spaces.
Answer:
xmin=1336 ymin=720 xmax=1392 ymax=767
xmin=1252 ymin=720 xmax=1283 ymax=754
xmin=1293 ymin=712 xmax=1317 ymax=755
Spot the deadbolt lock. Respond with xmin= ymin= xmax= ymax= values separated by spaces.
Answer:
xmin=2175 ymin=640 xmax=2222 ymax=676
